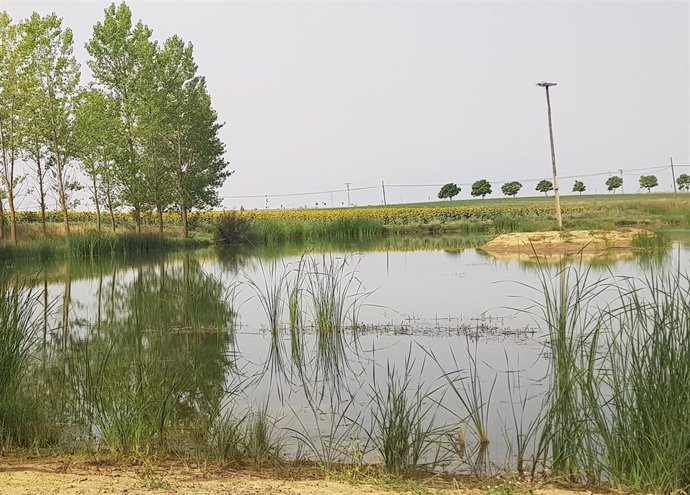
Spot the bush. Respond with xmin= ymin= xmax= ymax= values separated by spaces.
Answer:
xmin=216 ymin=212 xmax=254 ymax=244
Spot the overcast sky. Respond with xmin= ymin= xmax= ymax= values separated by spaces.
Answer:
xmin=3 ymin=0 xmax=689 ymax=209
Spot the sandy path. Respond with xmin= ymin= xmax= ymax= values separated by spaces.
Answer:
xmin=0 ymin=458 xmax=600 ymax=495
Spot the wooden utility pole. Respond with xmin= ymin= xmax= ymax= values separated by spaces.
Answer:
xmin=538 ymin=82 xmax=563 ymax=230
xmin=670 ymin=157 xmax=678 ymax=198
xmin=381 ymin=180 xmax=387 ymax=205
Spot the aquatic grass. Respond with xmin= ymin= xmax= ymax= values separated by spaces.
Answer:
xmin=287 ymin=393 xmax=365 ymax=468
xmin=241 ymin=406 xmax=284 ymax=466
xmin=305 ymin=254 xmax=369 ymax=387
xmin=245 ymin=260 xmax=289 ymax=381
xmin=251 ymin=216 xmax=385 ymax=245
xmin=285 ymin=256 xmax=306 ymax=372
xmin=631 ymin=231 xmax=669 ymax=253
xmin=529 ymin=264 xmax=607 ymax=481
xmin=582 ymin=271 xmax=690 ymax=492
xmin=368 ymin=351 xmax=445 ymax=475
xmin=424 ymin=340 xmax=496 ymax=447
xmin=0 ymin=273 xmax=61 ymax=449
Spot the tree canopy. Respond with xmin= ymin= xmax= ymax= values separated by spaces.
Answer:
xmin=501 ymin=181 xmax=522 ymax=197
xmin=471 ymin=179 xmax=492 ymax=199
xmin=536 ymin=179 xmax=553 ymax=196
xmin=606 ymin=176 xmax=623 ymax=193
xmin=639 ymin=175 xmax=658 ymax=193
xmin=572 ymin=180 xmax=586 ymax=195
xmin=677 ymin=174 xmax=690 ymax=192
xmin=0 ymin=4 xmax=231 ymax=239
xmin=437 ymin=183 xmax=460 ymax=200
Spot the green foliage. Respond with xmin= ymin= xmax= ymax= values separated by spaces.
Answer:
xmin=639 ymin=174 xmax=658 ymax=193
xmin=606 ymin=175 xmax=623 ymax=193
xmin=251 ymin=217 xmax=385 ymax=244
xmin=216 ymin=211 xmax=254 ymax=244
xmin=500 ymin=181 xmax=522 ymax=197
xmin=535 ymin=179 xmax=553 ymax=195
xmin=572 ymin=180 xmax=586 ymax=194
xmin=471 ymin=179 xmax=492 ymax=199
xmin=677 ymin=173 xmax=690 ymax=192
xmin=437 ymin=183 xmax=460 ymax=200
xmin=370 ymin=355 xmax=442 ymax=475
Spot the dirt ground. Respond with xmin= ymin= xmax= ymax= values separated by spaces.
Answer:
xmin=482 ymin=229 xmax=646 ymax=256
xmin=0 ymin=458 xmax=606 ymax=495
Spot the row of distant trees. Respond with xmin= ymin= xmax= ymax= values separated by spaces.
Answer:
xmin=0 ymin=4 xmax=231 ymax=244
xmin=437 ymin=174 xmax=690 ymax=200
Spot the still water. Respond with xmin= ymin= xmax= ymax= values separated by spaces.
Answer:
xmin=17 ymin=235 xmax=690 ymax=472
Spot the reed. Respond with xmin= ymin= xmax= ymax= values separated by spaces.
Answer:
xmin=368 ymin=352 xmax=444 ymax=475
xmin=250 ymin=216 xmax=385 ymax=245
xmin=425 ymin=341 xmax=496 ymax=447
xmin=0 ymin=275 xmax=58 ymax=448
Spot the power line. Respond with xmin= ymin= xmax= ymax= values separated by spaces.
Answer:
xmin=214 ymin=164 xmax=690 ymax=202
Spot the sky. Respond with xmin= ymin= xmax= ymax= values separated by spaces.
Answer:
xmin=3 ymin=0 xmax=689 ymax=209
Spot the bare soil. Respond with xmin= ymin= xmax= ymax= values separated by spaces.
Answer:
xmin=483 ymin=229 xmax=646 ymax=255
xmin=0 ymin=458 xmax=609 ymax=495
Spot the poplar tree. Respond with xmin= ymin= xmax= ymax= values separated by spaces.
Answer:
xmin=86 ymin=3 xmax=156 ymax=233
xmin=72 ymin=89 xmax=124 ymax=232
xmin=22 ymin=12 xmax=80 ymax=235
xmin=0 ymin=13 xmax=25 ymax=244
xmin=156 ymin=35 xmax=230 ymax=237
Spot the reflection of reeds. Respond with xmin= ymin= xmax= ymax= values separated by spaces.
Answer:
xmin=246 ymin=260 xmax=288 ymax=379
xmin=0 ymin=274 xmax=58 ymax=447
xmin=305 ymin=255 xmax=367 ymax=386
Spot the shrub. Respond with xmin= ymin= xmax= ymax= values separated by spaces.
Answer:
xmin=216 ymin=212 xmax=254 ymax=244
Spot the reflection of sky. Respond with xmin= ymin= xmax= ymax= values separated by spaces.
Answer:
xmin=25 ymin=240 xmax=690 ymax=470
xmin=39 ymin=241 xmax=690 ymax=335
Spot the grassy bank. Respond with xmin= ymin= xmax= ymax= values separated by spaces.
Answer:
xmin=3 ymin=194 xmax=690 ymax=248
xmin=0 ymin=231 xmax=208 ymax=263
xmin=219 ymin=193 xmax=690 ymax=244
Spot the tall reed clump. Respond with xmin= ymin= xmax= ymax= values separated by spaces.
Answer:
xmin=207 ymin=407 xmax=283 ymax=465
xmin=251 ymin=216 xmax=385 ymax=244
xmin=630 ymin=231 xmax=669 ymax=253
xmin=368 ymin=353 xmax=443 ymax=475
xmin=534 ymin=265 xmax=690 ymax=492
xmin=0 ymin=275 xmax=57 ymax=448
xmin=424 ymin=341 xmax=496 ymax=448
xmin=533 ymin=265 xmax=605 ymax=481
xmin=584 ymin=271 xmax=690 ymax=493
xmin=305 ymin=255 xmax=367 ymax=386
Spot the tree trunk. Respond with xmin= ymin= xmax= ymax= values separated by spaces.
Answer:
xmin=156 ymin=204 xmax=164 ymax=235
xmin=1 ymin=113 xmax=18 ymax=245
xmin=0 ymin=195 xmax=4 ymax=241
xmin=47 ymin=86 xmax=70 ymax=237
xmin=105 ymin=186 xmax=116 ymax=232
xmin=35 ymin=144 xmax=47 ymax=236
xmin=92 ymin=173 xmax=101 ymax=232
xmin=176 ymin=134 xmax=188 ymax=238
xmin=134 ymin=206 xmax=142 ymax=234
xmin=6 ymin=187 xmax=16 ymax=245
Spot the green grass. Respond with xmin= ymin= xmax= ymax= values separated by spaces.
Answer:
xmin=533 ymin=265 xmax=690 ymax=492
xmin=0 ymin=232 xmax=208 ymax=263
xmin=251 ymin=217 xmax=385 ymax=244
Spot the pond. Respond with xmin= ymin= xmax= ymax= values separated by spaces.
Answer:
xmin=13 ymin=233 xmax=690 ymax=474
